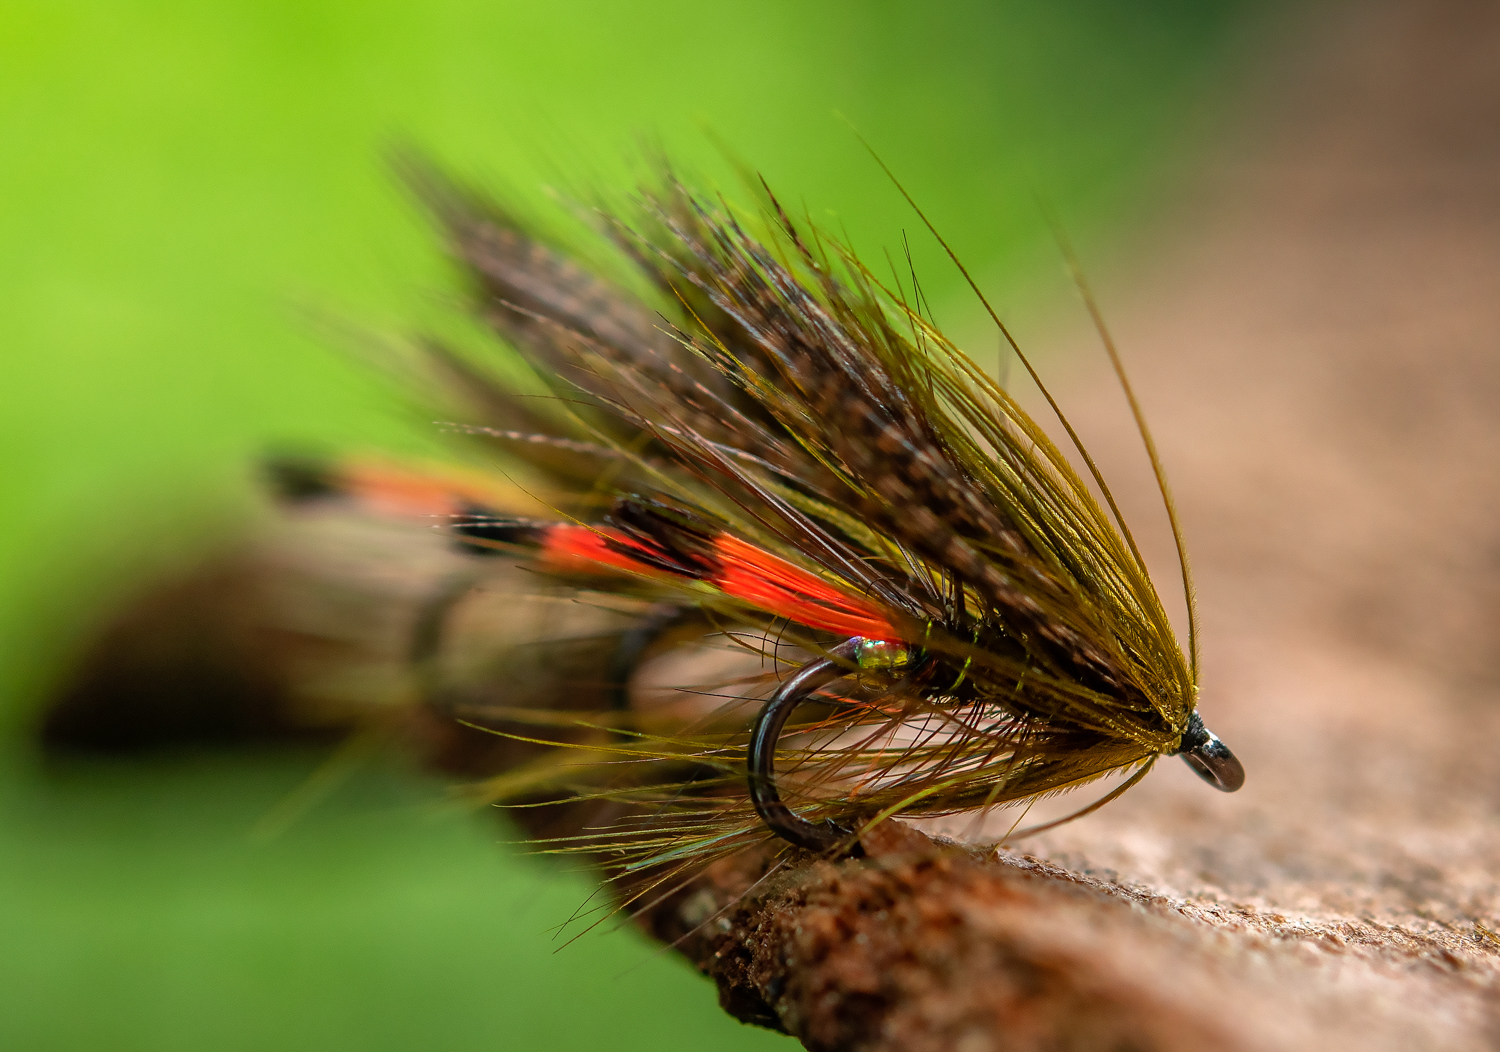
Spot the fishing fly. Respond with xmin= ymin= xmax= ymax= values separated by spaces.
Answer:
xmin=305 ymin=157 xmax=1243 ymax=874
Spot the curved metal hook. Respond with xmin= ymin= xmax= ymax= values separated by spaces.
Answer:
xmin=409 ymin=570 xmax=486 ymax=688
xmin=747 ymin=639 xmax=865 ymax=856
xmin=1174 ymin=710 xmax=1245 ymax=792
xmin=606 ymin=603 xmax=686 ymax=712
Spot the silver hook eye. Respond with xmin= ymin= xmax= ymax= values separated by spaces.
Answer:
xmin=1175 ymin=711 xmax=1245 ymax=792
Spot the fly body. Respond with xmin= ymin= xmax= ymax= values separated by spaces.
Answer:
xmin=341 ymin=158 xmax=1243 ymax=873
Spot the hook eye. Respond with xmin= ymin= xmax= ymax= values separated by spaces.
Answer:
xmin=1176 ymin=711 xmax=1245 ymax=792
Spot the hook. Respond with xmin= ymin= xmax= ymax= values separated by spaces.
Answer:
xmin=747 ymin=639 xmax=866 ymax=856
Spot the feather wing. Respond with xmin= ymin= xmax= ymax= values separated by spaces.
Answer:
xmin=375 ymin=165 xmax=1197 ymax=873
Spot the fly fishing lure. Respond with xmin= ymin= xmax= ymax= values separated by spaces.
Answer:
xmin=353 ymin=159 xmax=1242 ymax=869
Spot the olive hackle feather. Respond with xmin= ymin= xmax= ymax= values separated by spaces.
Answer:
xmin=384 ymin=156 xmax=1233 ymax=881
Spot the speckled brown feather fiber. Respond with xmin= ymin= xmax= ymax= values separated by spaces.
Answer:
xmin=385 ymin=127 xmax=1210 ymax=866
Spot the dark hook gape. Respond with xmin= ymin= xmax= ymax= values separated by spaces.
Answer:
xmin=746 ymin=638 xmax=1246 ymax=855
xmin=747 ymin=639 xmax=866 ymax=856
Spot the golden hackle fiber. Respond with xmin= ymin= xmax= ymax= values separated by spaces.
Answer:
xmin=389 ymin=158 xmax=1203 ymax=883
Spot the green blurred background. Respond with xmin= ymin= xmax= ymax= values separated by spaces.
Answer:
xmin=0 ymin=2 xmax=1260 ymax=1049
